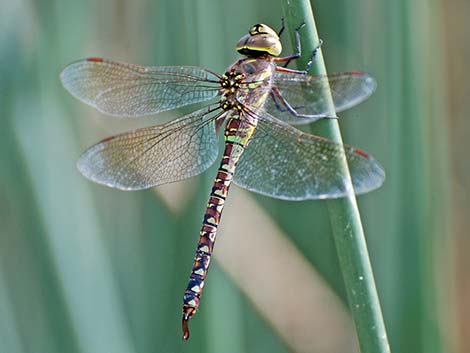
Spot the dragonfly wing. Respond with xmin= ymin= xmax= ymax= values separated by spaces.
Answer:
xmin=77 ymin=105 xmax=222 ymax=190
xmin=233 ymin=112 xmax=385 ymax=200
xmin=60 ymin=58 xmax=221 ymax=117
xmin=266 ymin=71 xmax=376 ymax=125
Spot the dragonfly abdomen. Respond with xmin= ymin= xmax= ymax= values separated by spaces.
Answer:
xmin=182 ymin=159 xmax=234 ymax=340
xmin=182 ymin=115 xmax=256 ymax=340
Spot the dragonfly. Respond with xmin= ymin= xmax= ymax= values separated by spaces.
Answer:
xmin=60 ymin=23 xmax=384 ymax=340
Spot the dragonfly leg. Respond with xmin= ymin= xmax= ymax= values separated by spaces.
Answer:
xmin=305 ymin=39 xmax=324 ymax=72
xmin=275 ymin=24 xmax=304 ymax=68
xmin=270 ymin=85 xmax=304 ymax=115
xmin=277 ymin=18 xmax=304 ymax=40
xmin=274 ymin=66 xmax=307 ymax=74
xmin=274 ymin=23 xmax=324 ymax=73
xmin=269 ymin=90 xmax=285 ymax=112
xmin=277 ymin=17 xmax=286 ymax=37
xmin=271 ymin=85 xmax=337 ymax=121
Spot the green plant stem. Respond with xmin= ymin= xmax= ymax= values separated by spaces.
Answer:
xmin=281 ymin=1 xmax=391 ymax=353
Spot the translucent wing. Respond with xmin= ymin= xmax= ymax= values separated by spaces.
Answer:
xmin=266 ymin=71 xmax=377 ymax=125
xmin=60 ymin=58 xmax=221 ymax=117
xmin=77 ymin=105 xmax=222 ymax=190
xmin=233 ymin=112 xmax=385 ymax=200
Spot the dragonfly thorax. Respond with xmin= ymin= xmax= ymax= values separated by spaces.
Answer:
xmin=220 ymin=70 xmax=245 ymax=112
xmin=219 ymin=57 xmax=276 ymax=114
xmin=220 ymin=58 xmax=275 ymax=115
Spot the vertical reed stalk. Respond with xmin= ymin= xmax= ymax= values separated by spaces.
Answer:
xmin=281 ymin=1 xmax=391 ymax=352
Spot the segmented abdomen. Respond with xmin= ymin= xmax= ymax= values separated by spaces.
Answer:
xmin=182 ymin=116 xmax=256 ymax=340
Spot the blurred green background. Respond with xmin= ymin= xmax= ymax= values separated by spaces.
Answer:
xmin=0 ymin=0 xmax=467 ymax=352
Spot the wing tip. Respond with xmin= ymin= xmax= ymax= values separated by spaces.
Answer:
xmin=348 ymin=71 xmax=377 ymax=94
xmin=59 ymin=57 xmax=106 ymax=88
xmin=365 ymin=73 xmax=378 ymax=94
xmin=354 ymin=151 xmax=386 ymax=195
xmin=59 ymin=60 xmax=86 ymax=96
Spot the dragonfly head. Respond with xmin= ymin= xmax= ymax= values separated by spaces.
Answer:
xmin=236 ymin=24 xmax=282 ymax=57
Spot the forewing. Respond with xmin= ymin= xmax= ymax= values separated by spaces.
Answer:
xmin=60 ymin=58 xmax=221 ymax=117
xmin=233 ymin=112 xmax=385 ymax=200
xmin=77 ymin=106 xmax=221 ymax=190
xmin=266 ymin=71 xmax=376 ymax=124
